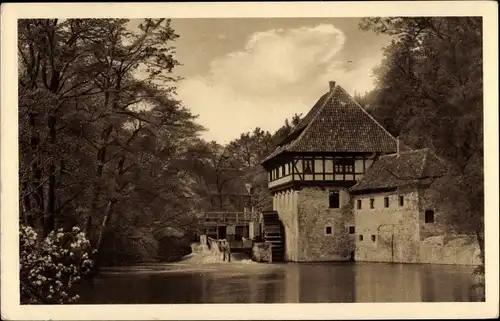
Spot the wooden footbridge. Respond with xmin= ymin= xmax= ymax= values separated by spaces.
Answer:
xmin=197 ymin=211 xmax=260 ymax=239
xmin=197 ymin=210 xmax=285 ymax=263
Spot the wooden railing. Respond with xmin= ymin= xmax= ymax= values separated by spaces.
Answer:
xmin=198 ymin=211 xmax=260 ymax=224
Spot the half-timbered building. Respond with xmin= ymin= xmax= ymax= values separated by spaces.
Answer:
xmin=261 ymin=81 xmax=399 ymax=262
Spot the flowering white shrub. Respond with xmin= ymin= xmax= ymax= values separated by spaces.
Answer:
xmin=20 ymin=224 xmax=95 ymax=304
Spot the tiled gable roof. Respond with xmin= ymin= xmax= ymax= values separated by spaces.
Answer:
xmin=349 ymin=148 xmax=449 ymax=193
xmin=262 ymin=82 xmax=397 ymax=164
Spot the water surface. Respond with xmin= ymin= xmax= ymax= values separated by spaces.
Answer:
xmin=80 ymin=260 xmax=480 ymax=303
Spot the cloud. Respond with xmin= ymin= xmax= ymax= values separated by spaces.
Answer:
xmin=177 ymin=24 xmax=382 ymax=144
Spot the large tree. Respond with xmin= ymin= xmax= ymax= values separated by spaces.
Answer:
xmin=18 ymin=18 xmax=204 ymax=267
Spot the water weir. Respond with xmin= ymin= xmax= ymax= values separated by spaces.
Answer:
xmin=181 ymin=235 xmax=254 ymax=264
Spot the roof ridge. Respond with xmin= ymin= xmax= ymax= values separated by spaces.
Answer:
xmin=378 ymin=154 xmax=392 ymax=159
xmin=337 ymin=86 xmax=398 ymax=143
xmin=384 ymin=148 xmax=428 ymax=157
xmin=422 ymin=148 xmax=451 ymax=175
xmin=288 ymin=87 xmax=337 ymax=151
xmin=424 ymin=147 xmax=449 ymax=165
xmin=421 ymin=148 xmax=429 ymax=175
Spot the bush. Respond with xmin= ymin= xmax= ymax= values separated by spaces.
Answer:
xmin=20 ymin=224 xmax=95 ymax=304
xmin=469 ymin=263 xmax=485 ymax=301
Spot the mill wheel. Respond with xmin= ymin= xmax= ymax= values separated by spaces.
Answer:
xmin=261 ymin=211 xmax=284 ymax=262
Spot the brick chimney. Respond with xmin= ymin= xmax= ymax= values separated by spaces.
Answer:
xmin=329 ymin=81 xmax=336 ymax=91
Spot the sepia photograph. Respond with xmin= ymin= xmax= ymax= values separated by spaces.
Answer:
xmin=1 ymin=2 xmax=498 ymax=320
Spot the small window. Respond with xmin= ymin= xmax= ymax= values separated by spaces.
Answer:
xmin=357 ymin=199 xmax=362 ymax=209
xmin=425 ymin=210 xmax=435 ymax=223
xmin=384 ymin=197 xmax=389 ymax=208
xmin=304 ymin=159 xmax=313 ymax=173
xmin=349 ymin=226 xmax=355 ymax=234
xmin=370 ymin=198 xmax=374 ymax=209
xmin=334 ymin=158 xmax=355 ymax=174
xmin=371 ymin=235 xmax=376 ymax=242
xmin=325 ymin=226 xmax=332 ymax=235
xmin=359 ymin=235 xmax=363 ymax=241
xmin=344 ymin=158 xmax=354 ymax=173
xmin=329 ymin=190 xmax=340 ymax=208
xmin=334 ymin=158 xmax=343 ymax=173
xmin=282 ymin=165 xmax=286 ymax=176
xmin=399 ymin=195 xmax=404 ymax=207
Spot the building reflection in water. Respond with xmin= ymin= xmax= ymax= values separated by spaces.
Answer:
xmin=354 ymin=263 xmax=422 ymax=302
xmin=354 ymin=262 xmax=477 ymax=302
xmin=199 ymin=268 xmax=287 ymax=303
xmin=79 ymin=262 xmax=479 ymax=304
xmin=293 ymin=263 xmax=356 ymax=302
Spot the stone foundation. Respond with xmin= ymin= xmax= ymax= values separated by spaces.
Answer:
xmin=272 ymin=185 xmax=481 ymax=265
xmin=273 ymin=189 xmax=300 ymax=261
xmin=419 ymin=235 xmax=482 ymax=265
xmin=252 ymin=242 xmax=271 ymax=263
xmin=297 ymin=187 xmax=354 ymax=262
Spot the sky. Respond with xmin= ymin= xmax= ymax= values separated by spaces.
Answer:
xmin=158 ymin=18 xmax=392 ymax=144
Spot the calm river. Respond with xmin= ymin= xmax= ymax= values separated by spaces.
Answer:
xmin=79 ymin=260 xmax=481 ymax=303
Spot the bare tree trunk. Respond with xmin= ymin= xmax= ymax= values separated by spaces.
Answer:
xmin=91 ymin=155 xmax=129 ymax=271
xmin=44 ymin=114 xmax=57 ymax=236
xmin=95 ymin=198 xmax=116 ymax=254
xmin=85 ymin=124 xmax=113 ymax=239
xmin=88 ymin=198 xmax=116 ymax=277
xmin=475 ymin=225 xmax=485 ymax=265
xmin=28 ymin=112 xmax=46 ymax=235
xmin=21 ymin=181 xmax=35 ymax=227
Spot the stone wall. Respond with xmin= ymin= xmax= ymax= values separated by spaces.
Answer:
xmin=418 ymin=188 xmax=454 ymax=240
xmin=352 ymin=189 xmax=481 ymax=265
xmin=420 ymin=235 xmax=482 ymax=265
xmin=252 ymin=242 xmax=271 ymax=263
xmin=296 ymin=187 xmax=354 ymax=261
xmin=273 ymin=189 xmax=300 ymax=261
xmin=353 ymin=190 xmax=421 ymax=263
